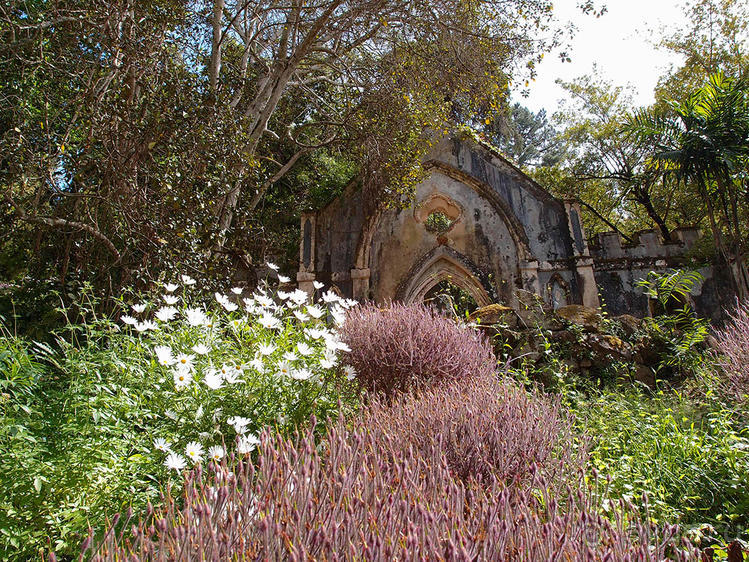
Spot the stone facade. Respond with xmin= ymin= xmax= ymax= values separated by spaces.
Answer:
xmin=297 ymin=134 xmax=728 ymax=319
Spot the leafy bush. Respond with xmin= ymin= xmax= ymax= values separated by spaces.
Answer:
xmin=0 ymin=276 xmax=358 ymax=559
xmin=88 ymin=375 xmax=698 ymax=560
xmin=635 ymin=270 xmax=709 ymax=377
xmin=713 ymin=301 xmax=749 ymax=404
xmin=340 ymin=302 xmax=495 ymax=396
xmin=570 ymin=389 xmax=749 ymax=540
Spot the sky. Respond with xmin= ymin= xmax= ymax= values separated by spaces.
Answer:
xmin=516 ymin=0 xmax=689 ymax=113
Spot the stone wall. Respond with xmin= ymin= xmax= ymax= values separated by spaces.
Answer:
xmin=589 ymin=228 xmax=732 ymax=321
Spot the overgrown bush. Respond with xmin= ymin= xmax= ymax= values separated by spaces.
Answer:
xmin=340 ymin=302 xmax=495 ymax=396
xmin=713 ymin=301 xmax=749 ymax=404
xmin=88 ymin=375 xmax=698 ymax=560
xmin=569 ymin=389 xmax=749 ymax=541
xmin=0 ymin=275 xmax=358 ymax=559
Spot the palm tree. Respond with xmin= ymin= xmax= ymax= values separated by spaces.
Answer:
xmin=627 ymin=72 xmax=749 ymax=300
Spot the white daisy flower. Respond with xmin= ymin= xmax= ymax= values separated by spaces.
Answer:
xmin=192 ymin=343 xmax=210 ymax=355
xmin=289 ymin=289 xmax=309 ymax=306
xmin=313 ymin=281 xmax=324 ymax=290
xmin=293 ymin=310 xmax=309 ymax=322
xmin=184 ymin=441 xmax=203 ymax=464
xmin=259 ymin=314 xmax=280 ymax=330
xmin=164 ymin=409 xmax=178 ymax=420
xmin=343 ymin=365 xmax=356 ymax=380
xmin=231 ymin=287 xmax=243 ymax=295
xmin=258 ymin=343 xmax=276 ymax=356
xmin=135 ymin=320 xmax=158 ymax=332
xmin=290 ymin=368 xmax=313 ymax=380
xmin=306 ymin=305 xmax=325 ymax=319
xmin=153 ymin=437 xmax=171 ymax=452
xmin=155 ymin=306 xmax=178 ymax=322
xmin=278 ymin=274 xmax=290 ymax=283
xmin=121 ymin=315 xmax=137 ymax=325
xmin=208 ymin=445 xmax=225 ymax=462
xmin=155 ymin=345 xmax=175 ymax=366
xmin=266 ymin=262 xmax=279 ymax=271
xmin=215 ymin=292 xmax=238 ymax=312
xmin=276 ymin=361 xmax=293 ymax=378
xmin=277 ymin=290 xmax=291 ymax=301
xmin=164 ymin=283 xmax=179 ymax=293
xmin=173 ymin=368 xmax=193 ymax=389
xmin=330 ymin=305 xmax=346 ymax=326
xmin=163 ymin=295 xmax=179 ymax=305
xmin=283 ymin=351 xmax=297 ymax=362
xmin=323 ymin=349 xmax=338 ymax=367
xmin=237 ymin=434 xmax=260 ymax=454
xmin=230 ymin=318 xmax=244 ymax=330
xmin=165 ymin=452 xmax=187 ymax=471
xmin=227 ymin=416 xmax=251 ymax=434
xmin=203 ymin=369 xmax=224 ymax=390
xmin=305 ymin=328 xmax=325 ymax=340
xmin=322 ymin=291 xmax=340 ymax=303
xmin=181 ymin=274 xmax=196 ymax=286
xmin=175 ymin=353 xmax=195 ymax=371
xmin=132 ymin=303 xmax=147 ymax=313
xmin=297 ymin=342 xmax=313 ymax=356
xmin=320 ymin=356 xmax=336 ymax=369
xmin=185 ymin=308 xmax=208 ymax=326
xmin=336 ymin=341 xmax=351 ymax=352
xmin=249 ymin=358 xmax=264 ymax=373
xmin=255 ymin=294 xmax=274 ymax=308
xmin=224 ymin=364 xmax=243 ymax=384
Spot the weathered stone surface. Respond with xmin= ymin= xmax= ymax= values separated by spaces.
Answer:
xmin=298 ymin=132 xmax=729 ymax=321
xmin=554 ymin=305 xmax=601 ymax=330
xmin=468 ymin=304 xmax=518 ymax=328
xmin=612 ymin=314 xmax=642 ymax=337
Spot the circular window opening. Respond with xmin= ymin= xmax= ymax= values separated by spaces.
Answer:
xmin=424 ymin=211 xmax=455 ymax=234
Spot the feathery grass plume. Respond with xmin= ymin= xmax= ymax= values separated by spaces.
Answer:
xmin=340 ymin=302 xmax=495 ymax=396
xmin=85 ymin=375 xmax=698 ymax=560
xmin=713 ymin=300 xmax=749 ymax=404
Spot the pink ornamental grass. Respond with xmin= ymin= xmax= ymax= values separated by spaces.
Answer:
xmin=713 ymin=300 xmax=749 ymax=402
xmin=340 ymin=302 xmax=495 ymax=396
xmin=84 ymin=375 xmax=698 ymax=561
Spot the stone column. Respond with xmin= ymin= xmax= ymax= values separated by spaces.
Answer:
xmin=564 ymin=199 xmax=600 ymax=308
xmin=519 ymin=260 xmax=540 ymax=294
xmin=350 ymin=268 xmax=371 ymax=301
xmin=297 ymin=213 xmax=317 ymax=296
xmin=296 ymin=272 xmax=316 ymax=297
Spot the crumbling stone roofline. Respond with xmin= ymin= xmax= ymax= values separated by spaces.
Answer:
xmin=588 ymin=227 xmax=701 ymax=260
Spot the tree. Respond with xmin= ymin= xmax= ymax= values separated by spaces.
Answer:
xmin=628 ymin=72 xmax=749 ymax=299
xmin=656 ymin=0 xmax=748 ymax=102
xmin=482 ymin=102 xmax=566 ymax=168
xmin=543 ymin=74 xmax=681 ymax=241
xmin=1 ymin=0 xmax=561 ymax=295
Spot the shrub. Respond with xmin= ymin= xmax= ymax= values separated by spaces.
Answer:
xmin=569 ymin=389 xmax=749 ymax=540
xmin=340 ymin=302 xmax=495 ymax=396
xmin=361 ymin=373 xmax=575 ymax=484
xmin=0 ymin=276 xmax=358 ymax=559
xmin=713 ymin=301 xmax=749 ymax=403
xmin=87 ymin=375 xmax=698 ymax=560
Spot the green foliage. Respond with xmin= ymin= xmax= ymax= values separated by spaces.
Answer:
xmin=482 ymin=102 xmax=566 ymax=168
xmin=636 ymin=269 xmax=709 ymax=377
xmin=423 ymin=211 xmax=454 ymax=234
xmin=0 ymin=278 xmax=359 ymax=559
xmin=636 ymin=269 xmax=705 ymax=310
xmin=569 ymin=388 xmax=749 ymax=541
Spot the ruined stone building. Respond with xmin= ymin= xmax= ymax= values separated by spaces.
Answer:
xmin=297 ymin=134 xmax=727 ymax=319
